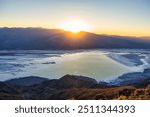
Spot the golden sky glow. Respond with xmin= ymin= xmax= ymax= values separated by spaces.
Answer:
xmin=0 ymin=0 xmax=150 ymax=36
xmin=59 ymin=20 xmax=90 ymax=33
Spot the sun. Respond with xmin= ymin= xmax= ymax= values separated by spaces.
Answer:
xmin=59 ymin=20 xmax=90 ymax=33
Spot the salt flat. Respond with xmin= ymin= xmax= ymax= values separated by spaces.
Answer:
xmin=0 ymin=49 xmax=150 ymax=81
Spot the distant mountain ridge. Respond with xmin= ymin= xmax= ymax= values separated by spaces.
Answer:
xmin=0 ymin=27 xmax=150 ymax=50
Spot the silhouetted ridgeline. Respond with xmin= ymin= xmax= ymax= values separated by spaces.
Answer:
xmin=5 ymin=76 xmax=49 ymax=86
xmin=0 ymin=27 xmax=150 ymax=50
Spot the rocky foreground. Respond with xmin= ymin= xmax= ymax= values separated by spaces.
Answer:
xmin=1 ymin=72 xmax=150 ymax=100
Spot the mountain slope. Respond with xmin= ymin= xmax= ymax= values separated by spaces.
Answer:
xmin=5 ymin=76 xmax=49 ymax=86
xmin=0 ymin=74 xmax=150 ymax=100
xmin=0 ymin=27 xmax=150 ymax=50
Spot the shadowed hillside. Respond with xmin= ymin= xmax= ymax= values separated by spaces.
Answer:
xmin=0 ymin=28 xmax=150 ymax=50
xmin=0 ymin=74 xmax=150 ymax=100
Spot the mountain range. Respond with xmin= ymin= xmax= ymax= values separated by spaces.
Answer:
xmin=0 ymin=27 xmax=150 ymax=50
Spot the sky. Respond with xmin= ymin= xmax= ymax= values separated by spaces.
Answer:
xmin=0 ymin=0 xmax=150 ymax=36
